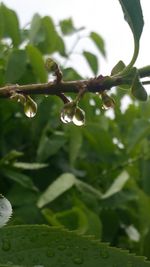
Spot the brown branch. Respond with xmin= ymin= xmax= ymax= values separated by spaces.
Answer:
xmin=0 ymin=77 xmax=126 ymax=99
xmin=0 ymin=65 xmax=149 ymax=99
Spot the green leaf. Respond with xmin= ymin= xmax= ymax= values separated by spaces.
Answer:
xmin=0 ymin=7 xmax=4 ymax=39
xmin=12 ymin=162 xmax=48 ymax=170
xmin=83 ymin=51 xmax=98 ymax=75
xmin=38 ymin=149 xmax=101 ymax=206
xmin=2 ymin=169 xmax=38 ymax=192
xmin=60 ymin=18 xmax=75 ymax=35
xmin=41 ymin=208 xmax=62 ymax=227
xmin=55 ymin=34 xmax=67 ymax=57
xmin=131 ymin=69 xmax=148 ymax=101
xmin=0 ymin=4 xmax=20 ymax=46
xmin=102 ymin=171 xmax=129 ymax=199
xmin=0 ymin=150 xmax=23 ymax=166
xmin=26 ymin=44 xmax=47 ymax=83
xmin=29 ymin=13 xmax=41 ymax=44
xmin=37 ymin=16 xmax=58 ymax=54
xmin=43 ymin=202 xmax=102 ymax=237
xmin=37 ymin=133 xmax=66 ymax=162
xmin=90 ymin=31 xmax=106 ymax=57
xmin=63 ymin=67 xmax=82 ymax=81
xmin=76 ymin=180 xmax=102 ymax=199
xmin=75 ymin=199 xmax=102 ymax=237
xmin=83 ymin=125 xmax=115 ymax=158
xmin=68 ymin=125 xmax=83 ymax=166
xmin=0 ymin=225 xmax=149 ymax=266
xmin=37 ymin=173 xmax=77 ymax=208
xmin=141 ymin=159 xmax=150 ymax=195
xmin=111 ymin=60 xmax=126 ymax=75
xmin=127 ymin=119 xmax=150 ymax=153
xmin=118 ymin=0 xmax=144 ymax=42
xmin=5 ymin=50 xmax=27 ymax=83
xmin=53 ymin=206 xmax=88 ymax=233
xmin=0 ymin=265 xmax=22 ymax=267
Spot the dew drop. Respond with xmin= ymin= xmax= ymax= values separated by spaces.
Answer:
xmin=102 ymin=104 xmax=109 ymax=111
xmin=2 ymin=239 xmax=11 ymax=251
xmin=60 ymin=112 xmax=72 ymax=124
xmin=24 ymin=105 xmax=37 ymax=118
xmin=72 ymin=117 xmax=84 ymax=126
xmin=101 ymin=92 xmax=115 ymax=109
xmin=24 ymin=97 xmax=37 ymax=118
xmin=60 ymin=102 xmax=76 ymax=124
xmin=72 ymin=107 xmax=85 ymax=126
xmin=73 ymin=257 xmax=84 ymax=265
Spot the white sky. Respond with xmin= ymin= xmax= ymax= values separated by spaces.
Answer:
xmin=1 ymin=0 xmax=150 ymax=77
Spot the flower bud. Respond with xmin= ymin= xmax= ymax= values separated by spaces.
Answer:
xmin=45 ymin=58 xmax=58 ymax=72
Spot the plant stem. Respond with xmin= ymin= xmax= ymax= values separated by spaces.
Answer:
xmin=116 ymin=37 xmax=139 ymax=76
xmin=0 ymin=65 xmax=150 ymax=99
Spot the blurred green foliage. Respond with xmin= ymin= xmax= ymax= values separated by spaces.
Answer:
xmin=0 ymin=2 xmax=150 ymax=265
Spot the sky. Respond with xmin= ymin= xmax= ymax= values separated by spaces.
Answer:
xmin=1 ymin=0 xmax=150 ymax=78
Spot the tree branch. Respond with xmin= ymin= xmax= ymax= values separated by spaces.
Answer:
xmin=0 ymin=66 xmax=150 ymax=99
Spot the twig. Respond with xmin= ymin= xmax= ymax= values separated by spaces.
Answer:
xmin=0 ymin=66 xmax=150 ymax=99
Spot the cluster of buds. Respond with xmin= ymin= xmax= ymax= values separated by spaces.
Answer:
xmin=45 ymin=58 xmax=62 ymax=83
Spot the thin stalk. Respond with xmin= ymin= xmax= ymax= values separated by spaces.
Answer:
xmin=114 ymin=37 xmax=139 ymax=76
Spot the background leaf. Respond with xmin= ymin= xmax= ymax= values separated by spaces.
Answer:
xmin=83 ymin=51 xmax=98 ymax=75
xmin=2 ymin=169 xmax=38 ymax=192
xmin=5 ymin=50 xmax=27 ymax=83
xmin=102 ymin=171 xmax=129 ymax=199
xmin=90 ymin=32 xmax=106 ymax=57
xmin=26 ymin=45 xmax=48 ymax=83
xmin=118 ymin=0 xmax=144 ymax=42
xmin=37 ymin=173 xmax=77 ymax=208
xmin=111 ymin=60 xmax=126 ymax=75
xmin=37 ymin=16 xmax=58 ymax=53
xmin=127 ymin=119 xmax=150 ymax=153
xmin=131 ymin=69 xmax=147 ymax=101
xmin=60 ymin=18 xmax=75 ymax=35
xmin=12 ymin=162 xmax=48 ymax=170
xmin=29 ymin=13 xmax=41 ymax=44
xmin=0 ymin=4 xmax=20 ymax=46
